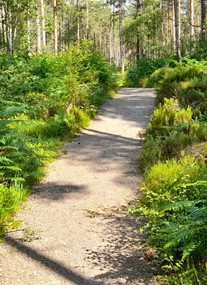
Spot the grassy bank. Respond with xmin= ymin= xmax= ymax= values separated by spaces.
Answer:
xmin=129 ymin=57 xmax=207 ymax=284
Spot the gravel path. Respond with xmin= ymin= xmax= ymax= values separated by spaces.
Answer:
xmin=0 ymin=88 xmax=156 ymax=285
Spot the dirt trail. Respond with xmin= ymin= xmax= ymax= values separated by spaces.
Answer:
xmin=0 ymin=88 xmax=156 ymax=285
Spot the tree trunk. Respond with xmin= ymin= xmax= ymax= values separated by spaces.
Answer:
xmin=201 ymin=0 xmax=206 ymax=38
xmin=0 ymin=4 xmax=6 ymax=49
xmin=76 ymin=0 xmax=80 ymax=42
xmin=119 ymin=0 xmax=125 ymax=74
xmin=135 ymin=0 xmax=141 ymax=62
xmin=109 ymin=13 xmax=113 ymax=64
xmin=54 ymin=0 xmax=58 ymax=54
xmin=173 ymin=0 xmax=181 ymax=61
xmin=40 ymin=0 xmax=46 ymax=49
xmin=27 ymin=17 xmax=31 ymax=54
xmin=190 ymin=0 xmax=195 ymax=39
xmin=60 ymin=0 xmax=65 ymax=51
xmin=36 ymin=9 xmax=41 ymax=53
xmin=171 ymin=0 xmax=176 ymax=53
xmin=189 ymin=0 xmax=195 ymax=53
xmin=86 ymin=0 xmax=89 ymax=38
xmin=6 ymin=9 xmax=15 ymax=56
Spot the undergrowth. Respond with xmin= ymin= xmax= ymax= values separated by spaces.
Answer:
xmin=131 ymin=56 xmax=207 ymax=284
xmin=0 ymin=40 xmax=120 ymax=239
xmin=125 ymin=58 xmax=169 ymax=87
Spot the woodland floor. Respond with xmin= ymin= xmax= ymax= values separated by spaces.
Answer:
xmin=0 ymin=88 xmax=158 ymax=285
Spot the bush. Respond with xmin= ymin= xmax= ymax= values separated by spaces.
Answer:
xmin=146 ymin=98 xmax=193 ymax=138
xmin=135 ymin=56 xmax=207 ymax=284
xmin=139 ymin=97 xmax=207 ymax=169
xmin=125 ymin=58 xmax=168 ymax=87
xmin=132 ymin=156 xmax=207 ymax=284
xmin=151 ymin=58 xmax=207 ymax=114
xmin=0 ymin=41 xmax=120 ymax=239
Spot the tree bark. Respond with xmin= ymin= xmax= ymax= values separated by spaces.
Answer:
xmin=54 ymin=0 xmax=58 ymax=54
xmin=201 ymin=0 xmax=206 ymax=38
xmin=189 ymin=0 xmax=195 ymax=53
xmin=173 ymin=0 xmax=181 ymax=61
xmin=76 ymin=0 xmax=80 ymax=42
xmin=0 ymin=3 xmax=6 ymax=50
xmin=136 ymin=0 xmax=141 ymax=62
xmin=40 ymin=0 xmax=46 ymax=49
xmin=119 ymin=0 xmax=125 ymax=74
xmin=86 ymin=0 xmax=89 ymax=38
xmin=109 ymin=13 xmax=113 ymax=64
xmin=36 ymin=8 xmax=41 ymax=53
xmin=190 ymin=0 xmax=195 ymax=39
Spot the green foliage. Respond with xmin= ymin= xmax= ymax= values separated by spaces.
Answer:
xmin=125 ymin=58 xmax=168 ymax=87
xmin=191 ymin=38 xmax=207 ymax=61
xmin=135 ymin=56 xmax=207 ymax=283
xmin=146 ymin=98 xmax=192 ymax=138
xmin=147 ymin=58 xmax=207 ymax=115
xmin=141 ymin=156 xmax=204 ymax=206
xmin=139 ymin=97 xmax=207 ymax=170
xmin=139 ymin=139 xmax=162 ymax=170
xmin=132 ymin=156 xmax=207 ymax=284
xmin=0 ymin=185 xmax=27 ymax=240
xmin=0 ymin=41 xmax=119 ymax=239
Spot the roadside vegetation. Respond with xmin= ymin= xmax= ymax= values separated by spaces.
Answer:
xmin=1 ymin=0 xmax=207 ymax=283
xmin=0 ymin=41 xmax=120 ymax=240
xmin=128 ymin=57 xmax=207 ymax=284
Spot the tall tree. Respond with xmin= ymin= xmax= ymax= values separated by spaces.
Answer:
xmin=190 ymin=0 xmax=195 ymax=40
xmin=54 ymin=0 xmax=58 ymax=54
xmin=134 ymin=0 xmax=142 ymax=62
xmin=119 ymin=0 xmax=125 ymax=73
xmin=174 ymin=0 xmax=181 ymax=61
xmin=201 ymin=0 xmax=206 ymax=38
xmin=0 ymin=0 xmax=32 ymax=56
xmin=40 ymin=0 xmax=46 ymax=49
xmin=36 ymin=3 xmax=41 ymax=53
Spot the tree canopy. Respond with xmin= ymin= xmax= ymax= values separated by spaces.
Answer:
xmin=0 ymin=0 xmax=206 ymax=65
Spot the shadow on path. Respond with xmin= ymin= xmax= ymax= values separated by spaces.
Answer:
xmin=32 ymin=182 xmax=88 ymax=201
xmin=97 ymin=90 xmax=155 ymax=127
xmin=85 ymin=208 xmax=157 ymax=285
xmin=6 ymin=236 xmax=103 ymax=285
xmin=2 ymin=88 xmax=157 ymax=285
xmin=65 ymin=129 xmax=143 ymax=164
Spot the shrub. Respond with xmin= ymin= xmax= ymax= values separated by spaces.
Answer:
xmin=152 ymin=58 xmax=207 ymax=113
xmin=135 ymin=56 xmax=207 ymax=284
xmin=125 ymin=58 xmax=168 ymax=87
xmin=146 ymin=98 xmax=192 ymax=139
xmin=132 ymin=156 xmax=207 ymax=284
xmin=140 ymin=97 xmax=207 ymax=169
xmin=139 ymin=139 xmax=162 ymax=170
xmin=0 ymin=41 xmax=120 ymax=239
